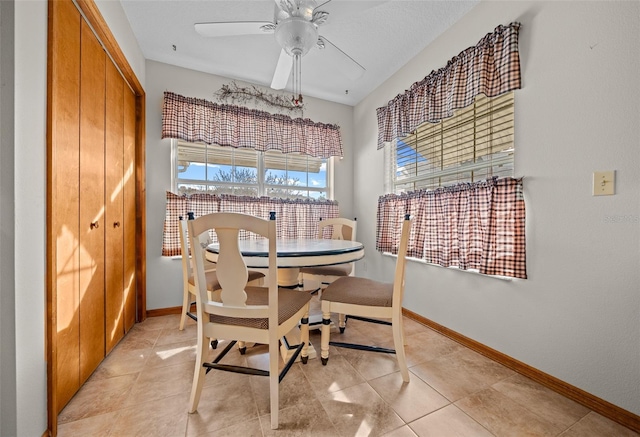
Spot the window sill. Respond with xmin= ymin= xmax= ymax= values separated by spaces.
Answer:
xmin=382 ymin=252 xmax=513 ymax=282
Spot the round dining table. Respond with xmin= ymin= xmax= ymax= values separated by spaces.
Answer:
xmin=205 ymin=238 xmax=364 ymax=287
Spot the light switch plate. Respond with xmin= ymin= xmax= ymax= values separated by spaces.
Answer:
xmin=593 ymin=170 xmax=615 ymax=196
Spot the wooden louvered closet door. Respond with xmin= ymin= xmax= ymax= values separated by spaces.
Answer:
xmin=51 ymin=0 xmax=82 ymax=409
xmin=105 ymin=58 xmax=125 ymax=353
xmin=49 ymin=0 xmax=138 ymax=413
xmin=79 ymin=18 xmax=106 ymax=383
xmin=123 ymin=85 xmax=137 ymax=333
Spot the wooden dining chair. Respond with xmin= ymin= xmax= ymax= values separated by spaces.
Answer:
xmin=299 ymin=217 xmax=357 ymax=330
xmin=319 ymin=214 xmax=413 ymax=382
xmin=178 ymin=214 xmax=264 ymax=351
xmin=187 ymin=212 xmax=311 ymax=430
xmin=300 ymin=218 xmax=357 ymax=283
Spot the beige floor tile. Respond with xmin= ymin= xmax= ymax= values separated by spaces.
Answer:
xmin=368 ymin=370 xmax=449 ymax=423
xmin=492 ymin=374 xmax=590 ymax=430
xmin=186 ymin=376 xmax=260 ymax=436
xmin=558 ymin=411 xmax=640 ymax=437
xmin=260 ymin=399 xmax=339 ymax=436
xmin=91 ymin=345 xmax=151 ymax=380
xmin=57 ymin=411 xmax=120 ymax=437
xmin=58 ymin=373 xmax=138 ymax=423
xmin=408 ymin=404 xmax=494 ymax=437
xmin=109 ymin=392 xmax=190 ymax=437
xmin=136 ymin=314 xmax=181 ymax=331
xmin=342 ymin=317 xmax=396 ymax=346
xmin=251 ymin=365 xmax=317 ymax=415
xmin=115 ymin=324 xmax=161 ymax=351
xmin=381 ymin=424 xmax=419 ymax=437
xmin=197 ymin=418 xmax=263 ymax=437
xmin=155 ymin=323 xmax=199 ymax=347
xmin=145 ymin=339 xmax=198 ymax=368
xmin=410 ymin=348 xmax=515 ymax=401
xmin=123 ymin=361 xmax=194 ymax=408
xmin=300 ymin=353 xmax=365 ymax=395
xmin=400 ymin=317 xmax=430 ymax=338
xmin=318 ymin=382 xmax=405 ymax=437
xmin=338 ymin=346 xmax=401 ymax=381
xmin=455 ymin=388 xmax=562 ymax=437
xmin=402 ymin=329 xmax=465 ymax=367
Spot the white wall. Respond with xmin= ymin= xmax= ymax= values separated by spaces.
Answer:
xmin=354 ymin=0 xmax=640 ymax=416
xmin=14 ymin=1 xmax=48 ymax=434
xmin=11 ymin=0 xmax=144 ymax=434
xmin=144 ymin=60 xmax=355 ymax=310
xmin=0 ymin=1 xmax=17 ymax=435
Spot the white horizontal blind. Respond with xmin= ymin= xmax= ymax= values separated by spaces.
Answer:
xmin=174 ymin=140 xmax=328 ymax=199
xmin=389 ymin=92 xmax=514 ymax=193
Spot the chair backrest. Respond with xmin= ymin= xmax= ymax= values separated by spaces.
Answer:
xmin=318 ymin=217 xmax=357 ymax=241
xmin=188 ymin=212 xmax=278 ymax=322
xmin=392 ymin=214 xmax=413 ymax=309
xmin=179 ymin=214 xmax=215 ymax=280
xmin=178 ymin=217 xmax=193 ymax=281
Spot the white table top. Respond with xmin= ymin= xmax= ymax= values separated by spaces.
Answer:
xmin=206 ymin=238 xmax=364 ymax=269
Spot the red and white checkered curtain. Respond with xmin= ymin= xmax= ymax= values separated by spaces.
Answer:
xmin=162 ymin=192 xmax=339 ymax=256
xmin=162 ymin=92 xmax=343 ymax=158
xmin=376 ymin=177 xmax=527 ymax=279
xmin=376 ymin=22 xmax=522 ymax=149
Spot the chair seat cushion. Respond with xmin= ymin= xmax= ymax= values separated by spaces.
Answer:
xmin=321 ymin=276 xmax=393 ymax=307
xmin=209 ymin=287 xmax=312 ymax=329
xmin=300 ymin=263 xmax=352 ymax=277
xmin=188 ymin=270 xmax=264 ymax=291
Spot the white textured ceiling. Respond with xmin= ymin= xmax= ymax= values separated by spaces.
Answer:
xmin=120 ymin=0 xmax=479 ymax=106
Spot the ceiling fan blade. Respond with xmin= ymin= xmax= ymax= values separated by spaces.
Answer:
xmin=319 ymin=36 xmax=365 ymax=80
xmin=314 ymin=0 xmax=333 ymax=11
xmin=271 ymin=49 xmax=293 ymax=90
xmin=195 ymin=21 xmax=274 ymax=38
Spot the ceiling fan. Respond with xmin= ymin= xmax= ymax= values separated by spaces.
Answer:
xmin=195 ymin=0 xmax=365 ymax=106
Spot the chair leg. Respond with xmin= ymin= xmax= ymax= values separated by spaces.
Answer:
xmin=338 ymin=313 xmax=346 ymax=333
xmin=300 ymin=307 xmax=310 ymax=364
xmin=269 ymin=335 xmax=279 ymax=430
xmin=188 ymin=329 xmax=209 ymax=413
xmin=392 ymin=316 xmax=410 ymax=382
xmin=179 ymin=288 xmax=190 ymax=331
xmin=320 ymin=308 xmax=331 ymax=365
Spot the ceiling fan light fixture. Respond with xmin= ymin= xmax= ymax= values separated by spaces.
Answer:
xmin=274 ymin=18 xmax=318 ymax=57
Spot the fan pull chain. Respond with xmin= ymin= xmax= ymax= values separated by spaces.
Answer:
xmin=292 ymin=52 xmax=303 ymax=107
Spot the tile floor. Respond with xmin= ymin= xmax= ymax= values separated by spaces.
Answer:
xmin=58 ymin=308 xmax=638 ymax=437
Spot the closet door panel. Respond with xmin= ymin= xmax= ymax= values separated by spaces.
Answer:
xmin=105 ymin=60 xmax=125 ymax=353
xmin=50 ymin=0 xmax=82 ymax=411
xmin=123 ymin=86 xmax=137 ymax=332
xmin=79 ymin=20 xmax=106 ymax=383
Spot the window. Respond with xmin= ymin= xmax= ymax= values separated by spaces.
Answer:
xmin=173 ymin=140 xmax=331 ymax=200
xmin=386 ymin=92 xmax=514 ymax=194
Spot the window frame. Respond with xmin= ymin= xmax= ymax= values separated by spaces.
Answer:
xmin=171 ymin=139 xmax=334 ymax=200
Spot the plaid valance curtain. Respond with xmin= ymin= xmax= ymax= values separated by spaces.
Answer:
xmin=377 ymin=177 xmax=526 ymax=279
xmin=162 ymin=191 xmax=339 ymax=256
xmin=376 ymin=22 xmax=521 ymax=149
xmin=162 ymin=92 xmax=344 ymax=158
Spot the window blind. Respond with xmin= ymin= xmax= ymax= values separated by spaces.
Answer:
xmin=390 ymin=92 xmax=514 ymax=193
xmin=175 ymin=140 xmax=327 ymax=199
